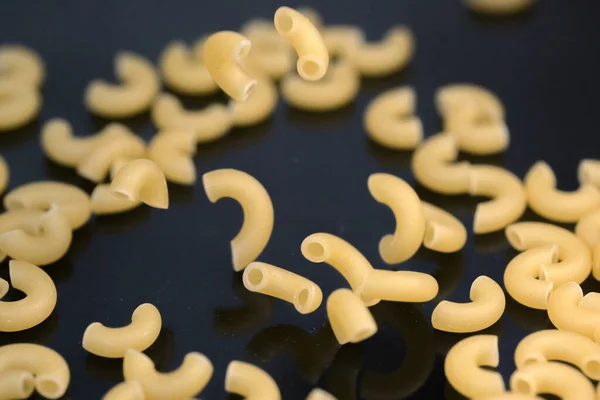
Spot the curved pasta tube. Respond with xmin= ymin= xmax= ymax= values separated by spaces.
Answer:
xmin=576 ymin=208 xmax=600 ymax=276
xmin=327 ymin=288 xmax=377 ymax=345
xmin=229 ymin=77 xmax=278 ymax=127
xmin=547 ymin=282 xmax=600 ymax=339
xmin=322 ymin=25 xmax=364 ymax=57
xmin=432 ymin=276 xmax=505 ymax=333
xmin=0 ymin=343 xmax=70 ymax=399
xmin=90 ymin=184 xmax=142 ymax=215
xmin=307 ymin=388 xmax=336 ymax=400
xmin=274 ymin=7 xmax=328 ymax=81
xmin=280 ymin=61 xmax=360 ymax=111
xmin=0 ymin=80 xmax=41 ymax=131
xmin=0 ymin=369 xmax=35 ymax=400
xmin=124 ymin=349 xmax=213 ymax=400
xmin=469 ymin=165 xmax=527 ymax=234
xmin=203 ymin=31 xmax=257 ymax=101
xmin=0 ymin=155 xmax=8 ymax=196
xmin=358 ymin=269 xmax=438 ymax=304
xmin=436 ymin=83 xmax=505 ymax=122
xmin=579 ymin=159 xmax=600 ymax=188
xmin=243 ymin=262 xmax=322 ymax=314
xmin=444 ymin=335 xmax=505 ymax=398
xmin=345 ymin=25 xmax=414 ymax=77
xmin=83 ymin=303 xmax=161 ymax=358
xmin=514 ymin=329 xmax=600 ymax=380
xmin=464 ymin=0 xmax=535 ymax=15
xmin=85 ymin=52 xmax=159 ymax=118
xmin=445 ymin=105 xmax=509 ymax=155
xmin=225 ymin=360 xmax=280 ymax=400
xmin=526 ymin=161 xmax=600 ymax=223
xmin=473 ymin=395 xmax=543 ymax=400
xmin=110 ymin=159 xmax=169 ymax=209
xmin=202 ymin=169 xmax=273 ymax=271
xmin=505 ymin=222 xmax=592 ymax=284
xmin=151 ymin=93 xmax=232 ymax=143
xmin=159 ymin=39 xmax=218 ymax=95
xmin=4 ymin=181 xmax=91 ymax=229
xmin=148 ymin=132 xmax=196 ymax=185
xmin=367 ymin=173 xmax=425 ymax=263
xmin=422 ymin=202 xmax=467 ymax=253
xmin=364 ymin=86 xmax=422 ymax=150
xmin=510 ymin=361 xmax=594 ymax=400
xmin=0 ymin=45 xmax=45 ymax=87
xmin=241 ymin=21 xmax=294 ymax=80
xmin=0 ymin=260 xmax=56 ymax=332
xmin=102 ymin=381 xmax=144 ymax=400
xmin=0 ymin=207 xmax=72 ymax=266
xmin=411 ymin=133 xmax=470 ymax=194
xmin=0 ymin=209 xmax=44 ymax=262
xmin=504 ymin=245 xmax=556 ymax=310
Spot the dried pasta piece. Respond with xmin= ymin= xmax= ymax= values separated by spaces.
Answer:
xmin=307 ymin=388 xmax=336 ymax=400
xmin=0 ymin=45 xmax=45 ymax=87
xmin=358 ymin=269 xmax=438 ymax=304
xmin=464 ymin=0 xmax=535 ymax=15
xmin=0 ymin=209 xmax=44 ymax=263
xmin=322 ymin=25 xmax=364 ymax=57
xmin=241 ymin=20 xmax=294 ymax=80
xmin=510 ymin=361 xmax=594 ymax=400
xmin=474 ymin=395 xmax=542 ymax=400
xmin=202 ymin=169 xmax=273 ymax=271
xmin=0 ymin=343 xmax=70 ymax=399
xmin=280 ymin=61 xmax=359 ymax=111
xmin=576 ymin=208 xmax=600 ymax=276
xmin=579 ymin=159 xmax=600 ymax=188
xmin=0 ymin=370 xmax=35 ymax=400
xmin=0 ymin=80 xmax=41 ymax=132
xmin=225 ymin=360 xmax=280 ymax=400
xmin=102 ymin=381 xmax=144 ymax=400
xmin=229 ymin=77 xmax=278 ymax=127
xmin=148 ymin=132 xmax=196 ymax=185
xmin=85 ymin=52 xmax=160 ymax=118
xmin=90 ymin=184 xmax=142 ymax=215
xmin=469 ymin=165 xmax=527 ymax=234
xmin=0 ymin=155 xmax=8 ymax=196
xmin=445 ymin=104 xmax=510 ymax=155
xmin=436 ymin=83 xmax=505 ymax=122
xmin=422 ymin=201 xmax=467 ymax=253
xmin=432 ymin=276 xmax=505 ymax=333
xmin=110 ymin=159 xmax=169 ymax=209
xmin=445 ymin=335 xmax=505 ymax=398
xmin=364 ymin=86 xmax=422 ymax=150
xmin=243 ymin=262 xmax=322 ymax=314
xmin=327 ymin=288 xmax=377 ymax=344
xmin=124 ymin=349 xmax=213 ymax=400
xmin=547 ymin=282 xmax=600 ymax=339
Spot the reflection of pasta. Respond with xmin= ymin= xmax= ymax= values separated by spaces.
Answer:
xmin=102 ymin=381 xmax=144 ymax=400
xmin=280 ymin=61 xmax=359 ymax=111
xmin=148 ymin=132 xmax=197 ymax=185
xmin=364 ymin=86 xmax=423 ymax=150
xmin=0 ymin=369 xmax=35 ymax=400
xmin=159 ymin=39 xmax=218 ymax=95
xmin=422 ymin=202 xmax=467 ymax=253
xmin=243 ymin=262 xmax=322 ymax=314
xmin=307 ymin=388 xmax=336 ymax=400
xmin=203 ymin=169 xmax=273 ymax=271
xmin=0 ymin=80 xmax=41 ymax=131
xmin=525 ymin=161 xmax=600 ymax=223
xmin=0 ymin=343 xmax=70 ymax=399
xmin=151 ymin=93 xmax=232 ymax=143
xmin=85 ymin=52 xmax=159 ymax=118
xmin=504 ymin=245 xmax=556 ymax=310
xmin=124 ymin=349 xmax=213 ymax=400
xmin=436 ymin=84 xmax=505 ymax=122
xmin=4 ymin=181 xmax=91 ymax=229
xmin=230 ymin=77 xmax=278 ymax=126
xmin=0 ymin=155 xmax=8 ymax=195
xmin=322 ymin=25 xmax=364 ymax=57
xmin=579 ymin=159 xmax=600 ymax=188
xmin=547 ymin=282 xmax=600 ymax=339
xmin=110 ymin=159 xmax=169 ymax=209
xmin=225 ymin=360 xmax=281 ymax=400
xmin=327 ymin=288 xmax=377 ymax=344
xmin=444 ymin=335 xmax=504 ymax=398
xmin=0 ymin=260 xmax=56 ymax=332
xmin=83 ymin=303 xmax=161 ymax=358
xmin=358 ymin=269 xmax=438 ymax=304
xmin=469 ymin=165 xmax=527 ymax=234
xmin=274 ymin=6 xmax=329 ymax=81
xmin=505 ymin=222 xmax=592 ymax=284
xmin=514 ymin=329 xmax=600 ymax=380
xmin=90 ymin=184 xmax=143 ymax=215
xmin=464 ymin=0 xmax=535 ymax=16
xmin=432 ymin=276 xmax=505 ymax=333
xmin=0 ymin=45 xmax=45 ymax=87
xmin=203 ymin=31 xmax=257 ymax=101
xmin=510 ymin=361 xmax=594 ymax=400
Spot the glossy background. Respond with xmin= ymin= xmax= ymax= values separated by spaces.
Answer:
xmin=1 ymin=0 xmax=599 ymax=399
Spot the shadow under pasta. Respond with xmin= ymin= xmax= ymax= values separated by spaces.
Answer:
xmin=504 ymin=295 xmax=551 ymax=332
xmin=321 ymin=344 xmax=363 ymax=400
xmin=0 ymin=310 xmax=59 ymax=346
xmin=285 ymin=103 xmax=355 ymax=128
xmin=366 ymin=140 xmax=414 ymax=169
xmin=93 ymin=206 xmax=152 ymax=235
xmin=434 ymin=318 xmax=504 ymax=356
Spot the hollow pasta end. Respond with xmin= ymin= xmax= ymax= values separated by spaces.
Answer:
xmin=301 ymin=236 xmax=329 ymax=262
xmin=35 ymin=376 xmax=63 ymax=399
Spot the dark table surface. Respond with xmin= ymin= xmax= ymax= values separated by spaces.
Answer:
xmin=1 ymin=0 xmax=600 ymax=399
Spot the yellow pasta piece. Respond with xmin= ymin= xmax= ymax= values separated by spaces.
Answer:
xmin=90 ymin=184 xmax=142 ymax=215
xmin=469 ymin=165 xmax=527 ymax=234
xmin=4 ymin=181 xmax=91 ymax=229
xmin=0 ymin=260 xmax=56 ymax=332
xmin=202 ymin=169 xmax=273 ymax=271
xmin=547 ymin=282 xmax=600 ymax=339
xmin=358 ymin=269 xmax=438 ymax=304
xmin=505 ymin=222 xmax=592 ymax=284
xmin=445 ymin=105 xmax=510 ymax=155
xmin=445 ymin=335 xmax=505 ymax=398
xmin=436 ymin=83 xmax=505 ymax=122
xmin=510 ymin=361 xmax=594 ymax=400
xmin=422 ymin=201 xmax=467 ymax=253
xmin=345 ymin=25 xmax=414 ymax=77
xmin=243 ymin=262 xmax=322 ymax=314
xmin=411 ymin=133 xmax=470 ymax=194
xmin=327 ymin=288 xmax=377 ymax=344
xmin=124 ymin=349 xmax=213 ymax=400
xmin=474 ymin=395 xmax=543 ymax=400
xmin=0 ymin=155 xmax=8 ymax=196
xmin=432 ymin=276 xmax=505 ymax=333
xmin=579 ymin=159 xmax=600 ymax=188
xmin=0 ymin=343 xmax=70 ymax=399
xmin=148 ymin=132 xmax=196 ymax=185
xmin=274 ymin=6 xmax=329 ymax=81
xmin=230 ymin=77 xmax=278 ymax=127
xmin=322 ymin=25 xmax=364 ymax=57
xmin=225 ymin=360 xmax=280 ymax=400
xmin=0 ymin=370 xmax=35 ymax=400
xmin=159 ymin=39 xmax=218 ymax=95
xmin=151 ymin=93 xmax=232 ymax=143
xmin=296 ymin=7 xmax=323 ymax=29
xmin=464 ymin=0 xmax=535 ymax=15
xmin=504 ymin=245 xmax=556 ymax=310
xmin=0 ymin=209 xmax=43 ymax=263
xmin=110 ymin=159 xmax=169 ymax=209
xmin=280 ymin=61 xmax=360 ymax=111
xmin=0 ymin=80 xmax=41 ymax=132
xmin=576 ymin=208 xmax=600 ymax=277
xmin=306 ymin=388 xmax=336 ymax=400
xmin=102 ymin=381 xmax=144 ymax=400
xmin=85 ymin=52 xmax=159 ymax=118
xmin=367 ymin=173 xmax=425 ymax=263
xmin=83 ymin=303 xmax=161 ymax=358
xmin=0 ymin=45 xmax=45 ymax=87
xmin=241 ymin=21 xmax=294 ymax=80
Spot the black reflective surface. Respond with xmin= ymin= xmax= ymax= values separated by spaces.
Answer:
xmin=1 ymin=0 xmax=599 ymax=399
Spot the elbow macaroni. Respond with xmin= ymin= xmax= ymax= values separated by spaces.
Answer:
xmin=91 ymin=184 xmax=142 ymax=215
xmin=0 ymin=80 xmax=41 ymax=132
xmin=436 ymin=84 xmax=505 ymax=122
xmin=510 ymin=361 xmax=594 ymax=400
xmin=225 ymin=360 xmax=280 ymax=400
xmin=579 ymin=159 xmax=600 ymax=188
xmin=102 ymin=381 xmax=144 ymax=400
xmin=110 ymin=159 xmax=169 ymax=209
xmin=229 ymin=77 xmax=278 ymax=127
xmin=159 ymin=39 xmax=218 ymax=95
xmin=547 ymin=282 xmax=600 ymax=340
xmin=322 ymin=25 xmax=364 ymax=57
xmin=307 ymin=388 xmax=336 ymax=400
xmin=445 ymin=105 xmax=509 ymax=155
xmin=327 ymin=288 xmax=378 ymax=344
xmin=0 ymin=155 xmax=8 ymax=196
xmin=240 ymin=20 xmax=294 ymax=80
xmin=0 ymin=45 xmax=45 ymax=87
xmin=576 ymin=208 xmax=600 ymax=278
xmin=148 ymin=131 xmax=197 ymax=185
xmin=358 ymin=269 xmax=438 ymax=304
xmin=421 ymin=201 xmax=467 ymax=253
xmin=0 ymin=369 xmax=35 ymax=400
